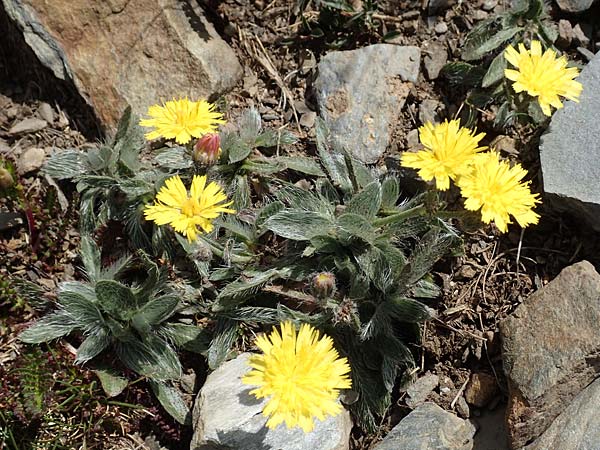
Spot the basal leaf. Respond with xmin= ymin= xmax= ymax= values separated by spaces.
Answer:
xmin=19 ymin=312 xmax=77 ymax=343
xmin=463 ymin=27 xmax=522 ymax=61
xmin=482 ymin=52 xmax=507 ymax=88
xmin=80 ymin=235 xmax=101 ymax=281
xmin=95 ymin=280 xmax=136 ymax=318
xmin=346 ymin=181 xmax=382 ymax=219
xmin=265 ymin=210 xmax=333 ymax=241
xmin=131 ymin=295 xmax=179 ymax=334
xmin=149 ymin=380 xmax=191 ymax=425
xmin=94 ymin=367 xmax=128 ymax=397
xmin=75 ymin=328 xmax=111 ymax=364
xmin=115 ymin=335 xmax=182 ymax=381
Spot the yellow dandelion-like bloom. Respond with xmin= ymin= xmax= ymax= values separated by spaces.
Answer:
xmin=139 ymin=98 xmax=225 ymax=144
xmin=242 ymin=322 xmax=352 ymax=433
xmin=457 ymin=151 xmax=540 ymax=233
xmin=144 ymin=175 xmax=235 ymax=241
xmin=504 ymin=40 xmax=583 ymax=116
xmin=401 ymin=120 xmax=487 ymax=190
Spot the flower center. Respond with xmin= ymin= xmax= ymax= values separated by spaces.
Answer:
xmin=181 ymin=197 xmax=200 ymax=217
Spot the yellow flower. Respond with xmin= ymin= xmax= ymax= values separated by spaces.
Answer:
xmin=139 ymin=98 xmax=225 ymax=144
xmin=504 ymin=40 xmax=583 ymax=116
xmin=242 ymin=322 xmax=352 ymax=433
xmin=401 ymin=120 xmax=486 ymax=190
xmin=457 ymin=152 xmax=540 ymax=233
xmin=144 ymin=175 xmax=234 ymax=241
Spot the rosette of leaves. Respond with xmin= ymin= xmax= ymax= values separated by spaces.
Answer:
xmin=209 ymin=108 xmax=322 ymax=210
xmin=203 ymin=119 xmax=459 ymax=429
xmin=442 ymin=0 xmax=557 ymax=127
xmin=42 ymin=107 xmax=170 ymax=251
xmin=18 ymin=237 xmax=209 ymax=424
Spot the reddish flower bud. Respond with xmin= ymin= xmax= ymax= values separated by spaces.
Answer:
xmin=193 ymin=133 xmax=221 ymax=165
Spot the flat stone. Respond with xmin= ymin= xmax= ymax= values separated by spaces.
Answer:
xmin=191 ymin=353 xmax=352 ymax=450
xmin=500 ymin=261 xmax=600 ymax=449
xmin=555 ymin=0 xmax=596 ymax=12
xmin=423 ymin=42 xmax=448 ymax=80
xmin=372 ymin=402 xmax=476 ymax=450
xmin=17 ymin=147 xmax=46 ymax=174
xmin=524 ymin=378 xmax=600 ymax=450
xmin=464 ymin=373 xmax=498 ymax=408
xmin=406 ymin=373 xmax=439 ymax=408
xmin=419 ymin=98 xmax=442 ymax=125
xmin=8 ymin=117 xmax=47 ymax=135
xmin=313 ymin=44 xmax=420 ymax=163
xmin=37 ymin=102 xmax=54 ymax=123
xmin=539 ymin=51 xmax=600 ymax=231
xmin=3 ymin=0 xmax=242 ymax=130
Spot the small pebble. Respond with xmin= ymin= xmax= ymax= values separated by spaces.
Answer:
xmin=434 ymin=22 xmax=448 ymax=34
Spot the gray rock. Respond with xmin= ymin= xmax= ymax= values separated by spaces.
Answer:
xmin=313 ymin=44 xmax=420 ymax=163
xmin=37 ymin=102 xmax=54 ymax=124
xmin=9 ymin=117 xmax=47 ymax=135
xmin=17 ymin=147 xmax=46 ymax=174
xmin=191 ymin=353 xmax=352 ymax=450
xmin=419 ymin=99 xmax=443 ymax=125
xmin=3 ymin=0 xmax=242 ymax=130
xmin=539 ymin=51 xmax=600 ymax=231
xmin=500 ymin=261 xmax=600 ymax=449
xmin=406 ymin=373 xmax=439 ymax=408
xmin=434 ymin=22 xmax=448 ymax=34
xmin=557 ymin=20 xmax=573 ymax=48
xmin=524 ymin=378 xmax=600 ymax=450
xmin=556 ymin=0 xmax=596 ymax=12
xmin=424 ymin=42 xmax=448 ymax=80
xmin=372 ymin=403 xmax=476 ymax=450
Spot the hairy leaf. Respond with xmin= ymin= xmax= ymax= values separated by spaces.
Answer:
xmin=346 ymin=181 xmax=381 ymax=219
xmin=380 ymin=177 xmax=400 ymax=209
xmin=208 ymin=319 xmax=239 ymax=369
xmin=116 ymin=335 xmax=182 ymax=381
xmin=149 ymin=380 xmax=191 ymax=425
xmin=80 ymin=235 xmax=101 ymax=281
xmin=482 ymin=52 xmax=507 ymax=88
xmin=275 ymin=156 xmax=325 ymax=176
xmin=94 ymin=367 xmax=128 ymax=397
xmin=463 ymin=26 xmax=521 ymax=61
xmin=316 ymin=118 xmax=353 ymax=193
xmin=95 ymin=280 xmax=137 ymax=318
xmin=131 ymin=295 xmax=179 ymax=334
xmin=42 ymin=150 xmax=89 ymax=180
xmin=154 ymin=146 xmax=193 ymax=170
xmin=265 ymin=210 xmax=333 ymax=241
xmin=19 ymin=312 xmax=77 ymax=343
xmin=75 ymin=328 xmax=111 ymax=364
xmin=215 ymin=269 xmax=281 ymax=310
xmin=159 ymin=323 xmax=211 ymax=354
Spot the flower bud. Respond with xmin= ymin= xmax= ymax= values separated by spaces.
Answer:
xmin=193 ymin=133 xmax=221 ymax=166
xmin=0 ymin=168 xmax=14 ymax=189
xmin=312 ymin=272 xmax=336 ymax=298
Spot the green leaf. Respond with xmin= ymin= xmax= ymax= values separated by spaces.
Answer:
xmin=482 ymin=52 xmax=507 ymax=88
xmin=238 ymin=108 xmax=262 ymax=142
xmin=215 ymin=269 xmax=281 ymax=310
xmin=441 ymin=62 xmax=486 ymax=87
xmin=148 ymin=380 xmax=191 ymax=425
xmin=538 ymin=20 xmax=558 ymax=45
xmin=265 ymin=210 xmax=333 ymax=241
xmin=19 ymin=312 xmax=77 ymax=343
xmin=227 ymin=139 xmax=253 ymax=164
xmin=159 ymin=323 xmax=211 ymax=354
xmin=316 ymin=118 xmax=353 ymax=194
xmin=75 ymin=328 xmax=111 ymax=364
xmin=80 ymin=236 xmax=101 ymax=281
xmin=275 ymin=156 xmax=325 ymax=176
xmin=42 ymin=150 xmax=89 ymax=180
xmin=463 ymin=27 xmax=522 ymax=61
xmin=131 ymin=295 xmax=179 ymax=334
xmin=154 ymin=147 xmax=192 ymax=170
xmin=346 ymin=181 xmax=381 ymax=219
xmin=116 ymin=335 xmax=182 ymax=381
xmin=113 ymin=106 xmax=133 ymax=145
xmin=336 ymin=213 xmax=375 ymax=243
xmin=381 ymin=177 xmax=400 ymax=209
xmin=94 ymin=367 xmax=128 ymax=397
xmin=232 ymin=175 xmax=251 ymax=210
xmin=95 ymin=280 xmax=137 ymax=318
xmin=255 ymin=129 xmax=298 ymax=147
xmin=58 ymin=288 xmax=105 ymax=335
xmin=384 ymin=296 xmax=433 ymax=322
xmin=275 ymin=184 xmax=333 ymax=215
xmin=207 ymin=319 xmax=239 ymax=369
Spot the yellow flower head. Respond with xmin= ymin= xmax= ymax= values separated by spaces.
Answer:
xmin=144 ymin=175 xmax=234 ymax=241
xmin=504 ymin=40 xmax=583 ymax=116
xmin=242 ymin=322 xmax=352 ymax=433
xmin=401 ymin=120 xmax=486 ymax=190
xmin=140 ymin=98 xmax=225 ymax=144
xmin=457 ymin=151 xmax=540 ymax=233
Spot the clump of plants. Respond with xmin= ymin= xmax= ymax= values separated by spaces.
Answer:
xmin=442 ymin=0 xmax=582 ymax=127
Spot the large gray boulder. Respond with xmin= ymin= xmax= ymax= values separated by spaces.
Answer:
xmin=500 ymin=261 xmax=600 ymax=449
xmin=539 ymin=51 xmax=600 ymax=231
xmin=555 ymin=0 xmax=596 ymax=12
xmin=524 ymin=378 xmax=600 ymax=450
xmin=313 ymin=44 xmax=420 ymax=164
xmin=191 ymin=353 xmax=352 ymax=450
xmin=2 ymin=0 xmax=242 ymax=130
xmin=372 ymin=402 xmax=476 ymax=450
